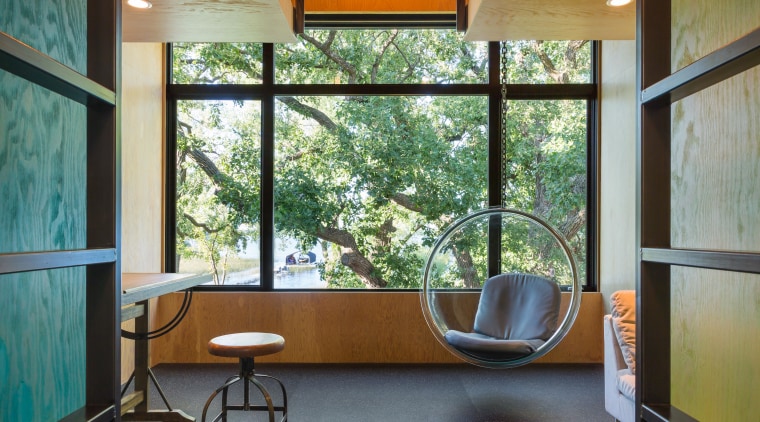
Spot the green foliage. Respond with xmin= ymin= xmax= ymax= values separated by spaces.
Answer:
xmin=172 ymin=30 xmax=590 ymax=288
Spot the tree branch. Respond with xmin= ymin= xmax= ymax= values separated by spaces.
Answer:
xmin=301 ymin=31 xmax=361 ymax=83
xmin=183 ymin=213 xmax=222 ymax=233
xmin=316 ymin=225 xmax=387 ymax=288
xmin=277 ymin=96 xmax=339 ymax=133
xmin=530 ymin=41 xmax=568 ymax=83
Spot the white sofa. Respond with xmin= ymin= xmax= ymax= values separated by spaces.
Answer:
xmin=604 ymin=290 xmax=636 ymax=422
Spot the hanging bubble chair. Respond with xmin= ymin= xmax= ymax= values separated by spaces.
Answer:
xmin=420 ymin=208 xmax=581 ymax=368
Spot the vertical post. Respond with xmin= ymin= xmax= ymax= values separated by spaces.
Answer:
xmin=87 ymin=0 xmax=121 ymax=415
xmin=636 ymin=0 xmax=672 ymax=419
xmin=293 ymin=0 xmax=305 ymax=35
xmin=133 ymin=301 xmax=150 ymax=413
xmin=261 ymin=43 xmax=276 ymax=289
xmin=585 ymin=41 xmax=600 ymax=291
xmin=456 ymin=0 xmax=468 ymax=33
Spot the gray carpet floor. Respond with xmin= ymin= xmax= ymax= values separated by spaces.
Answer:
xmin=138 ymin=363 xmax=611 ymax=422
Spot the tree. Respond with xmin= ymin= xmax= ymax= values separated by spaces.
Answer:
xmin=172 ymin=31 xmax=590 ymax=288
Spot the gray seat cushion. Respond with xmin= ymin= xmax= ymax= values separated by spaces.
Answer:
xmin=444 ymin=330 xmax=545 ymax=360
xmin=444 ymin=273 xmax=561 ymax=360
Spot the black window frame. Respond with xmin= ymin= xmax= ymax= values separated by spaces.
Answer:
xmin=165 ymin=30 xmax=599 ymax=292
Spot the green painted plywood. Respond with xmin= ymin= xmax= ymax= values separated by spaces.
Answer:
xmin=0 ymin=0 xmax=87 ymax=74
xmin=0 ymin=1 xmax=90 ymax=420
xmin=0 ymin=70 xmax=87 ymax=253
xmin=0 ymin=268 xmax=87 ymax=421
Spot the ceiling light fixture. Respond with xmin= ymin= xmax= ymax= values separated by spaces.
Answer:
xmin=606 ymin=0 xmax=632 ymax=6
xmin=127 ymin=0 xmax=152 ymax=9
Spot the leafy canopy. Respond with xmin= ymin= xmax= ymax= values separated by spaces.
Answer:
xmin=172 ymin=30 xmax=590 ymax=288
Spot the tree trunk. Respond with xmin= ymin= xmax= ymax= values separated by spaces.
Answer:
xmin=318 ymin=226 xmax=387 ymax=288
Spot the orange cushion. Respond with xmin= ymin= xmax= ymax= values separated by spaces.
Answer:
xmin=610 ymin=290 xmax=636 ymax=374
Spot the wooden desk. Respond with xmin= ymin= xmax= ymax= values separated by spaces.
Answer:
xmin=121 ymin=273 xmax=211 ymax=421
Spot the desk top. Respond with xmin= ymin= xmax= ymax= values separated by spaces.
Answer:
xmin=122 ymin=273 xmax=212 ymax=305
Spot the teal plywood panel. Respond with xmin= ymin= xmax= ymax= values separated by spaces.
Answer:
xmin=0 ymin=268 xmax=87 ymax=421
xmin=0 ymin=69 xmax=87 ymax=254
xmin=0 ymin=1 xmax=89 ymax=419
xmin=0 ymin=0 xmax=87 ymax=74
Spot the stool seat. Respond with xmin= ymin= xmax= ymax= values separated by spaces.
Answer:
xmin=208 ymin=332 xmax=285 ymax=358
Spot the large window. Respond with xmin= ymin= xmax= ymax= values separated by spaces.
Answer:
xmin=167 ymin=28 xmax=596 ymax=290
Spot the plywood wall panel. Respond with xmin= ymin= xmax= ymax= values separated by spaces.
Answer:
xmin=122 ymin=43 xmax=165 ymax=274
xmin=0 ymin=269 xmax=86 ymax=421
xmin=0 ymin=71 xmax=87 ymax=254
xmin=0 ymin=0 xmax=87 ymax=73
xmin=669 ymin=1 xmax=760 ymax=419
xmin=120 ymin=43 xmax=166 ymax=383
xmin=672 ymin=0 xmax=760 ymax=71
xmin=599 ymin=40 xmax=637 ymax=307
xmin=671 ymin=67 xmax=760 ymax=253
xmin=151 ymin=292 xmax=602 ymax=364
xmin=0 ymin=3 xmax=88 ymax=413
xmin=671 ymin=268 xmax=760 ymax=421
xmin=669 ymin=66 xmax=760 ymax=420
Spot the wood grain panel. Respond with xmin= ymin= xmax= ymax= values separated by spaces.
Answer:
xmin=671 ymin=68 xmax=760 ymax=252
xmin=669 ymin=3 xmax=760 ymax=419
xmin=123 ymin=0 xmax=297 ymax=43
xmin=671 ymin=0 xmax=760 ymax=71
xmin=0 ymin=5 xmax=88 ymax=416
xmin=122 ymin=43 xmax=165 ymax=274
xmin=671 ymin=268 xmax=760 ymax=421
xmin=122 ymin=0 xmax=637 ymax=43
xmin=151 ymin=292 xmax=602 ymax=364
xmin=599 ymin=40 xmax=637 ymax=308
xmin=120 ymin=43 xmax=166 ymax=383
xmin=0 ymin=0 xmax=87 ymax=73
xmin=669 ymin=66 xmax=759 ymax=422
xmin=0 ymin=269 xmax=86 ymax=421
xmin=465 ymin=0 xmax=635 ymax=41
xmin=0 ymin=71 xmax=87 ymax=254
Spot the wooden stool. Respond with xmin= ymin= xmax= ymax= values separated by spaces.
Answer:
xmin=201 ymin=332 xmax=288 ymax=422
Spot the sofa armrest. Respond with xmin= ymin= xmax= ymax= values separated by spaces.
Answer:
xmin=604 ymin=314 xmax=631 ymax=420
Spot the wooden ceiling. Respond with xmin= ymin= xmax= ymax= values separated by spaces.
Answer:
xmin=464 ymin=0 xmax=635 ymax=41
xmin=122 ymin=0 xmax=635 ymax=42
xmin=122 ymin=0 xmax=298 ymax=43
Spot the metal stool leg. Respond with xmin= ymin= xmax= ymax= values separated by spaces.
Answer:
xmin=247 ymin=376 xmax=275 ymax=422
xmin=257 ymin=374 xmax=288 ymax=421
xmin=203 ymin=357 xmax=288 ymax=422
xmin=201 ymin=375 xmax=241 ymax=422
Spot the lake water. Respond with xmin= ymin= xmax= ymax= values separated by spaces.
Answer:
xmin=218 ymin=265 xmax=326 ymax=288
xmin=207 ymin=237 xmax=328 ymax=288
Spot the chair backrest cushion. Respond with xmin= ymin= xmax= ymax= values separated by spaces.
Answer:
xmin=473 ymin=273 xmax=561 ymax=341
xmin=610 ymin=290 xmax=636 ymax=374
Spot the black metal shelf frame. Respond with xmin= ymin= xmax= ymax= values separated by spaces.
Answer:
xmin=0 ymin=249 xmax=117 ymax=275
xmin=0 ymin=31 xmax=116 ymax=106
xmin=636 ymin=2 xmax=760 ymax=422
xmin=641 ymin=248 xmax=760 ymax=275
xmin=641 ymin=27 xmax=760 ymax=105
